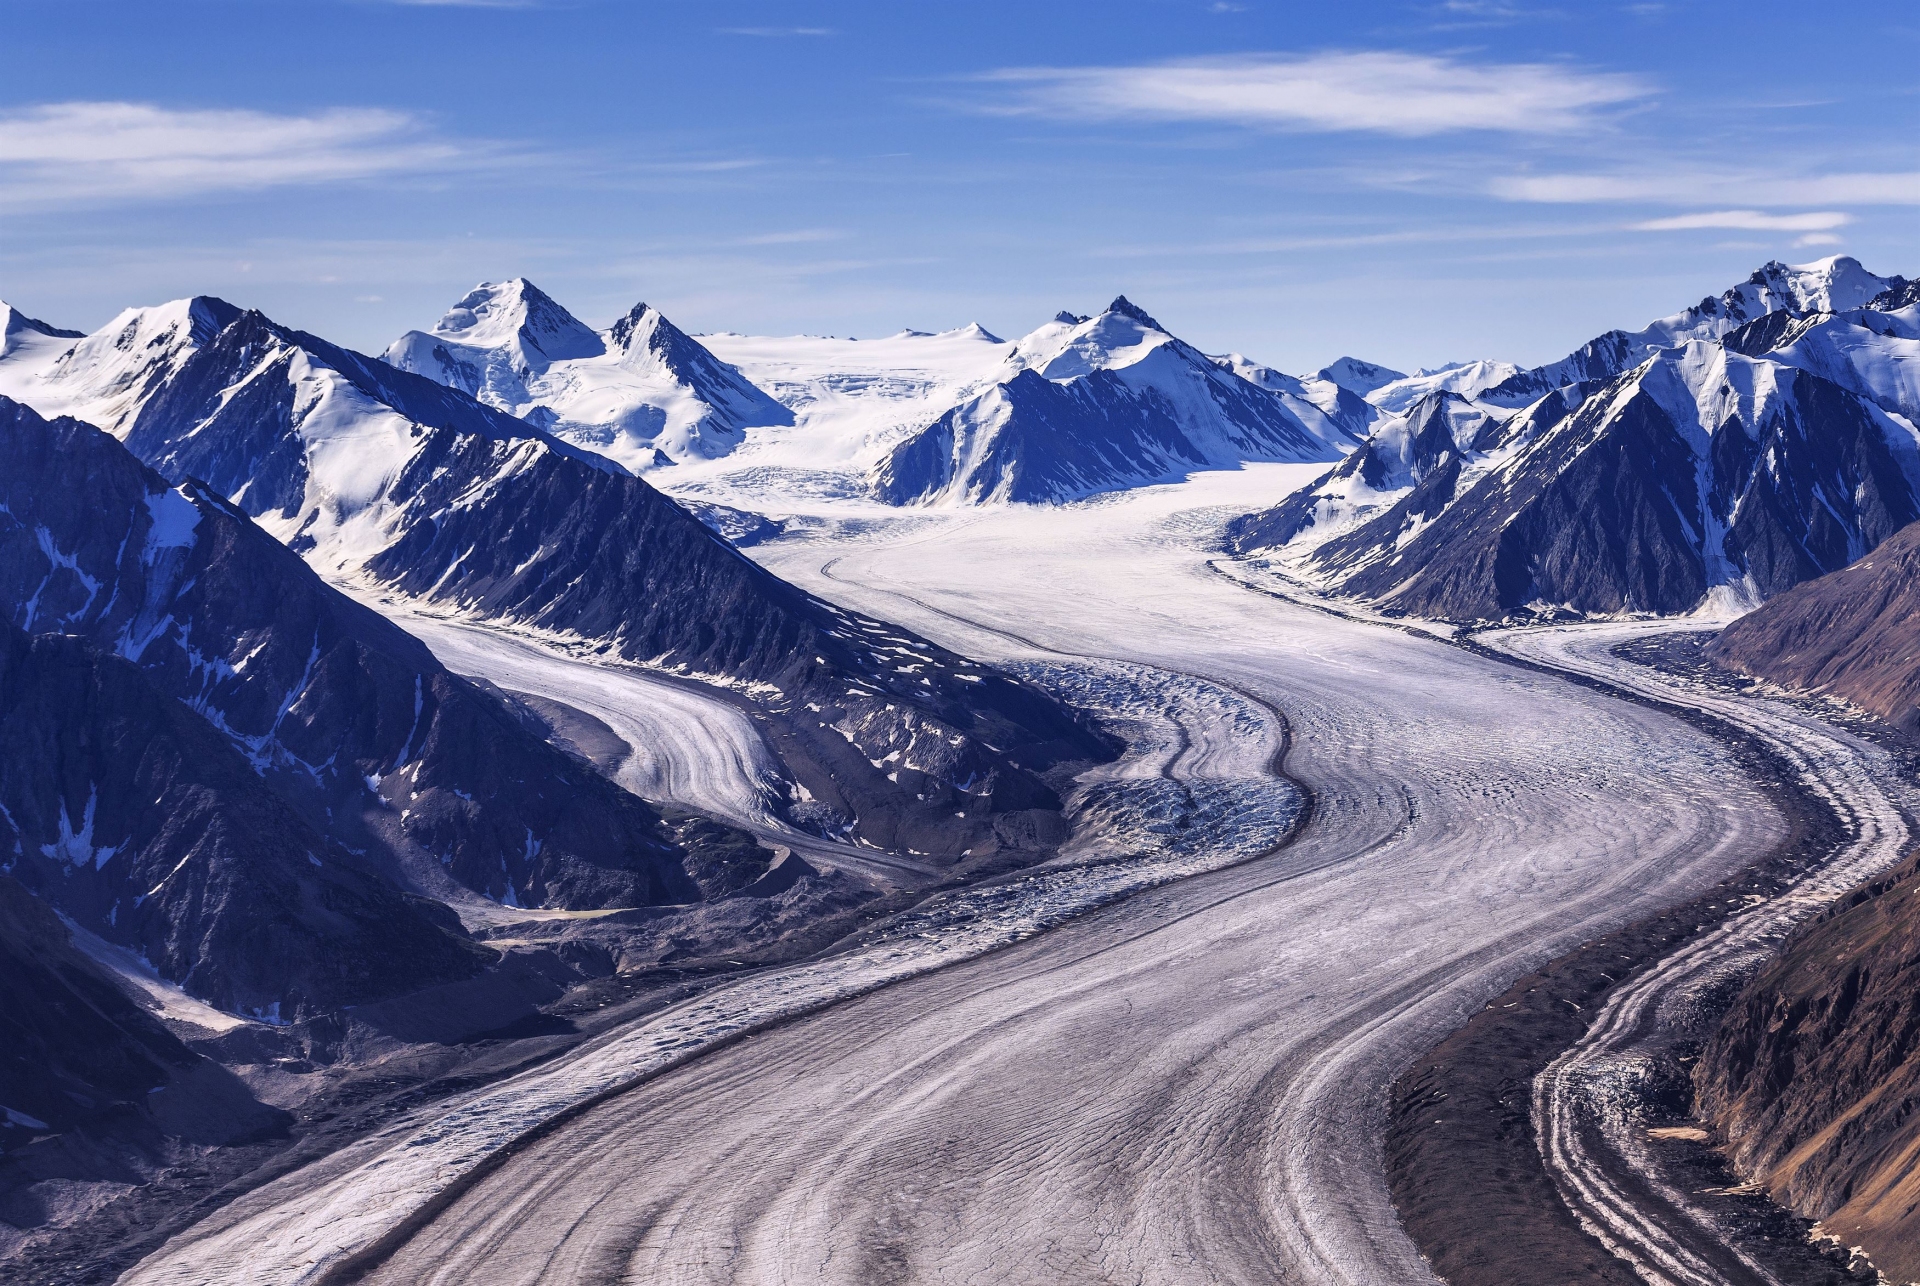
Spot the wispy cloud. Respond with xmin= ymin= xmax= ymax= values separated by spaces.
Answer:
xmin=737 ymin=228 xmax=844 ymax=245
xmin=1427 ymin=0 xmax=1566 ymax=29
xmin=972 ymin=51 xmax=1651 ymax=136
xmin=1632 ymin=209 xmax=1852 ymax=232
xmin=0 ymin=101 xmax=475 ymax=208
xmin=1493 ymin=169 xmax=1920 ymax=205
xmin=718 ymin=26 xmax=833 ymax=37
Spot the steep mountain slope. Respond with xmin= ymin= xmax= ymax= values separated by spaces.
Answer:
xmin=0 ymin=295 xmax=242 ymax=434
xmin=0 ymin=617 xmax=488 ymax=1017
xmin=1705 ymin=519 xmax=1920 ymax=733
xmin=0 ymin=302 xmax=1111 ymax=855
xmin=875 ymin=297 xmax=1346 ymax=504
xmin=1483 ymin=256 xmax=1901 ymax=407
xmin=358 ymin=435 xmax=1112 ymax=854
xmin=0 ymin=867 xmax=289 ymax=1246
xmin=1209 ymin=353 xmax=1377 ymax=444
xmin=1232 ymin=260 xmax=1920 ymax=620
xmin=1227 ymin=390 xmax=1519 ymax=557
xmin=1 ymin=397 xmax=726 ymax=920
xmin=1696 ymin=849 xmax=1920 ymax=1284
xmin=384 ymin=279 xmax=792 ymax=470
xmin=0 ymin=302 xmax=81 ymax=364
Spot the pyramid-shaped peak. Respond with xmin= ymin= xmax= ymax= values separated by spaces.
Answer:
xmin=608 ymin=301 xmax=677 ymax=353
xmin=1105 ymin=296 xmax=1165 ymax=331
xmin=0 ymin=302 xmax=83 ymax=342
xmin=432 ymin=279 xmax=601 ymax=363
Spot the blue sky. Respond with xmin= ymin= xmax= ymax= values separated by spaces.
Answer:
xmin=3 ymin=1 xmax=1917 ymax=373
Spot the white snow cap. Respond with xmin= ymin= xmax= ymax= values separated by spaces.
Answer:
xmin=429 ymin=279 xmax=604 ymax=365
xmin=1762 ymin=255 xmax=1892 ymax=315
xmin=1314 ymin=357 xmax=1407 ymax=398
xmin=1010 ymin=296 xmax=1179 ymax=380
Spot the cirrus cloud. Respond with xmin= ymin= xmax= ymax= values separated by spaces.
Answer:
xmin=1632 ymin=209 xmax=1852 ymax=232
xmin=0 ymin=101 xmax=475 ymax=209
xmin=1493 ymin=169 xmax=1920 ymax=205
xmin=973 ymin=51 xmax=1652 ymax=136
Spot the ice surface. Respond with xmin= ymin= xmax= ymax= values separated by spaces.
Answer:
xmin=1486 ymin=621 xmax=1917 ymax=1286
xmin=128 ymin=464 xmax=1791 ymax=1286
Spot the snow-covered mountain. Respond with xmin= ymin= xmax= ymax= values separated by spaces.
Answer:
xmin=1209 ymin=352 xmax=1378 ymax=444
xmin=0 ymin=302 xmax=81 ymax=363
xmin=383 ymin=279 xmax=792 ymax=470
xmin=0 ymin=298 xmax=1112 ymax=855
xmin=0 ymin=397 xmax=771 ymax=1013
xmin=1313 ymin=356 xmax=1406 ymax=399
xmin=875 ymin=297 xmax=1352 ymax=505
xmin=1232 ymin=267 xmax=1920 ymax=620
xmin=1232 ymin=391 xmax=1515 ymax=557
xmin=1365 ymin=359 xmax=1524 ymax=414
xmin=0 ymin=296 xmax=241 ymax=434
xmin=1482 ymin=256 xmax=1903 ymax=407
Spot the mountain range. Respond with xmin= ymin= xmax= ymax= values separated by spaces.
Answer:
xmin=383 ymin=279 xmax=793 ymax=471
xmin=383 ymin=285 xmax=1365 ymax=506
xmin=16 ymin=249 xmax=1920 ymax=1281
xmin=0 ymin=296 xmax=1112 ymax=861
xmin=0 ymin=285 xmax=1118 ymax=1265
xmin=874 ymin=297 xmax=1356 ymax=503
xmin=1229 ymin=256 xmax=1920 ymax=621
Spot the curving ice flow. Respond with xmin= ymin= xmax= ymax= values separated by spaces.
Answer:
xmin=378 ymin=606 xmax=789 ymax=830
xmin=1484 ymin=620 xmax=1918 ymax=1286
xmin=122 ymin=465 xmax=1822 ymax=1286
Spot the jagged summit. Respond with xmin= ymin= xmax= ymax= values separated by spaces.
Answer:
xmin=1105 ymin=296 xmax=1165 ymax=331
xmin=607 ymin=300 xmax=662 ymax=351
xmin=429 ymin=278 xmax=604 ymax=365
xmin=0 ymin=296 xmax=243 ymax=434
xmin=875 ymin=296 xmax=1346 ymax=505
xmin=386 ymin=283 xmax=792 ymax=469
xmin=1742 ymin=255 xmax=1891 ymax=315
xmin=1231 ymin=256 xmax=1920 ymax=621
xmin=1481 ymin=255 xmax=1903 ymax=408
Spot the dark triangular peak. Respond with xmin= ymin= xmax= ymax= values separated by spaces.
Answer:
xmin=607 ymin=300 xmax=720 ymax=370
xmin=1721 ymin=309 xmax=1827 ymax=359
xmin=1870 ymin=278 xmax=1920 ymax=311
xmin=1404 ymin=390 xmax=1472 ymax=470
xmin=180 ymin=295 xmax=245 ymax=345
xmin=608 ymin=300 xmax=679 ymax=353
xmin=1104 ymin=296 xmax=1166 ymax=331
xmin=0 ymin=303 xmax=82 ymax=342
xmin=1053 ymin=310 xmax=1090 ymax=326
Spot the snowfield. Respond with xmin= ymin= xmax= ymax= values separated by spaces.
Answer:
xmin=126 ymin=465 xmax=1799 ymax=1286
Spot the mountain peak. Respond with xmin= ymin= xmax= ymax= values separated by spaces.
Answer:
xmin=0 ymin=301 xmax=84 ymax=362
xmin=1104 ymin=296 xmax=1165 ymax=331
xmin=432 ymin=279 xmax=602 ymax=364
xmin=1313 ymin=356 xmax=1407 ymax=399
xmin=0 ymin=302 xmax=83 ymax=343
xmin=608 ymin=301 xmax=675 ymax=354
